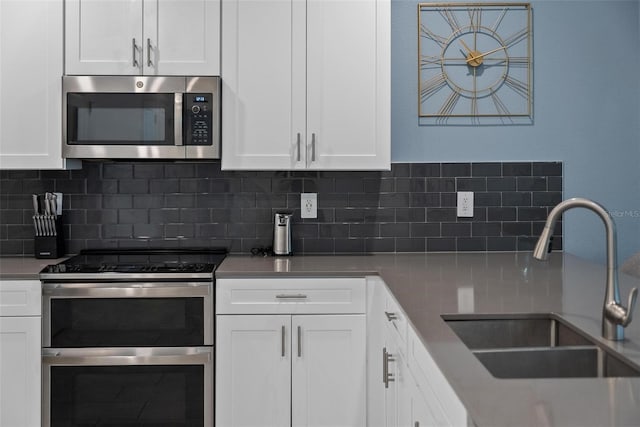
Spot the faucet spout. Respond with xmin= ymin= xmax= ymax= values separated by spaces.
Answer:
xmin=533 ymin=197 xmax=638 ymax=341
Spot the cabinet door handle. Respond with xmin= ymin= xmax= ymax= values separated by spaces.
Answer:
xmin=132 ymin=38 xmax=139 ymax=68
xmin=297 ymin=326 xmax=302 ymax=357
xmin=311 ymin=133 xmax=316 ymax=162
xmin=275 ymin=294 xmax=307 ymax=299
xmin=147 ymin=38 xmax=152 ymax=67
xmin=296 ymin=133 xmax=301 ymax=162
xmin=415 ymin=423 xmax=420 ymax=427
xmin=281 ymin=325 xmax=286 ymax=357
xmin=385 ymin=311 xmax=398 ymax=322
xmin=383 ymin=347 xmax=395 ymax=388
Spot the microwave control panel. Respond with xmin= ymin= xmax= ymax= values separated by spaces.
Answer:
xmin=185 ymin=93 xmax=213 ymax=146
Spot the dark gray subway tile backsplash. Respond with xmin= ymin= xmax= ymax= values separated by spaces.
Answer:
xmin=0 ymin=161 xmax=563 ymax=256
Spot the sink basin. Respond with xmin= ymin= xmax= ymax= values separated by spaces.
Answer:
xmin=443 ymin=314 xmax=640 ymax=379
xmin=444 ymin=314 xmax=592 ymax=349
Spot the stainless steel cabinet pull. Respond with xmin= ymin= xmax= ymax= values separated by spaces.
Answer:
xmin=385 ymin=311 xmax=398 ymax=321
xmin=296 ymin=133 xmax=301 ymax=162
xmin=132 ymin=38 xmax=139 ymax=68
xmin=311 ymin=133 xmax=316 ymax=161
xmin=147 ymin=38 xmax=152 ymax=67
xmin=281 ymin=325 xmax=285 ymax=357
xmin=297 ymin=326 xmax=302 ymax=357
xmin=275 ymin=294 xmax=307 ymax=299
xmin=383 ymin=347 xmax=395 ymax=388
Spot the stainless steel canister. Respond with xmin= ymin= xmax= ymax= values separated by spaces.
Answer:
xmin=273 ymin=212 xmax=293 ymax=255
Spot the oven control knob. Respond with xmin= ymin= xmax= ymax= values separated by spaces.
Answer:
xmin=191 ymin=105 xmax=201 ymax=114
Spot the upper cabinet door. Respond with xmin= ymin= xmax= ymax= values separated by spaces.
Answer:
xmin=0 ymin=0 xmax=75 ymax=169
xmin=144 ymin=0 xmax=220 ymax=75
xmin=65 ymin=0 xmax=143 ymax=75
xmin=221 ymin=0 xmax=306 ymax=170
xmin=306 ymin=0 xmax=390 ymax=170
xmin=66 ymin=0 xmax=220 ymax=76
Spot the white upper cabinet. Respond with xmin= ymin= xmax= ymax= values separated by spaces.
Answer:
xmin=0 ymin=0 xmax=77 ymax=169
xmin=65 ymin=0 xmax=220 ymax=76
xmin=222 ymin=0 xmax=390 ymax=170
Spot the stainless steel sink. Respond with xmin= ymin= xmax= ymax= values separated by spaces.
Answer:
xmin=443 ymin=314 xmax=640 ymax=379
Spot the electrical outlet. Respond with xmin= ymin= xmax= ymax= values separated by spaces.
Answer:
xmin=301 ymin=193 xmax=317 ymax=219
xmin=457 ymin=191 xmax=474 ymax=217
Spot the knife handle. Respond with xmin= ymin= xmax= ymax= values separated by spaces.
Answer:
xmin=32 ymin=194 xmax=39 ymax=215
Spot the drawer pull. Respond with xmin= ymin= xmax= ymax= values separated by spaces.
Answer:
xmin=385 ymin=311 xmax=398 ymax=321
xmin=297 ymin=325 xmax=302 ymax=357
xmin=383 ymin=347 xmax=395 ymax=388
xmin=276 ymin=294 xmax=308 ymax=299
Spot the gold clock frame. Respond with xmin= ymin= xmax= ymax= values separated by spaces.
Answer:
xmin=418 ymin=2 xmax=532 ymax=119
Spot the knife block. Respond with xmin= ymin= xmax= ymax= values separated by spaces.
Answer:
xmin=34 ymin=217 xmax=65 ymax=259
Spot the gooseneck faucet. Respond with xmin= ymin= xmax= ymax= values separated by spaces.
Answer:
xmin=533 ymin=197 xmax=638 ymax=341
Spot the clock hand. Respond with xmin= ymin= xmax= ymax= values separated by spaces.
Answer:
xmin=466 ymin=45 xmax=506 ymax=64
xmin=459 ymin=39 xmax=474 ymax=54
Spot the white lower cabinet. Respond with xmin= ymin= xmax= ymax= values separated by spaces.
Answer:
xmin=216 ymin=277 xmax=367 ymax=427
xmin=369 ymin=279 xmax=469 ymax=427
xmin=0 ymin=280 xmax=41 ymax=427
xmin=216 ymin=314 xmax=366 ymax=427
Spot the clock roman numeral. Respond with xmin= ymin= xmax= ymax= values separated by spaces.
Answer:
xmin=440 ymin=9 xmax=462 ymax=34
xmin=420 ymin=24 xmax=447 ymax=48
xmin=419 ymin=54 xmax=442 ymax=69
xmin=504 ymin=75 xmax=529 ymax=98
xmin=420 ymin=73 xmax=447 ymax=102
xmin=438 ymin=91 xmax=461 ymax=116
xmin=468 ymin=8 xmax=482 ymax=33
xmin=489 ymin=8 xmax=507 ymax=34
xmin=508 ymin=56 xmax=530 ymax=67
xmin=490 ymin=92 xmax=511 ymax=115
xmin=504 ymin=27 xmax=529 ymax=48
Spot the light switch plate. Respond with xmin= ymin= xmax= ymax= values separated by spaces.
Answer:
xmin=301 ymin=193 xmax=317 ymax=218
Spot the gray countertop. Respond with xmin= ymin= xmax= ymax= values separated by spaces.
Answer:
xmin=0 ymin=256 xmax=66 ymax=280
xmin=218 ymin=253 xmax=640 ymax=427
xmin=4 ymin=252 xmax=640 ymax=425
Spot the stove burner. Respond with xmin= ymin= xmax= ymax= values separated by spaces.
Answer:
xmin=40 ymin=248 xmax=227 ymax=277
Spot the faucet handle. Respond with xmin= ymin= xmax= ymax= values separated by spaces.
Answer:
xmin=622 ymin=287 xmax=638 ymax=327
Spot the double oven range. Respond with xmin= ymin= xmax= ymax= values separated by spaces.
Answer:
xmin=39 ymin=248 xmax=226 ymax=427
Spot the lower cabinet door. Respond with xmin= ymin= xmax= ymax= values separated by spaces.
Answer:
xmin=291 ymin=315 xmax=366 ymax=427
xmin=216 ymin=315 xmax=291 ymax=427
xmin=409 ymin=379 xmax=440 ymax=427
xmin=0 ymin=316 xmax=41 ymax=427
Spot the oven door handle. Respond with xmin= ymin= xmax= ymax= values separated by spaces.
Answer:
xmin=42 ymin=347 xmax=212 ymax=366
xmin=42 ymin=282 xmax=211 ymax=298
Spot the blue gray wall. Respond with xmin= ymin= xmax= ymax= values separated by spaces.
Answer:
xmin=390 ymin=0 xmax=640 ymax=263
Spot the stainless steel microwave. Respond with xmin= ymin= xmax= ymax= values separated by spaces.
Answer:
xmin=62 ymin=76 xmax=220 ymax=159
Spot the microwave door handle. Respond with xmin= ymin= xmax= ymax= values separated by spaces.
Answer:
xmin=42 ymin=347 xmax=212 ymax=366
xmin=175 ymin=93 xmax=183 ymax=146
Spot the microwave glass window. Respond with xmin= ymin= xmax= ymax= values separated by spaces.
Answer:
xmin=67 ymin=93 xmax=175 ymax=145
xmin=76 ymin=107 xmax=166 ymax=141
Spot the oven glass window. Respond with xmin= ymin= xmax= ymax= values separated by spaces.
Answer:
xmin=50 ymin=365 xmax=204 ymax=427
xmin=67 ymin=93 xmax=175 ymax=145
xmin=50 ymin=298 xmax=204 ymax=347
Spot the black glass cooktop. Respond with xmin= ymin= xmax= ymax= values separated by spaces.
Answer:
xmin=41 ymin=248 xmax=227 ymax=275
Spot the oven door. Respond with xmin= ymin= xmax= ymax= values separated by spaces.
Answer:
xmin=42 ymin=347 xmax=213 ymax=427
xmin=42 ymin=281 xmax=213 ymax=347
xmin=62 ymin=76 xmax=186 ymax=159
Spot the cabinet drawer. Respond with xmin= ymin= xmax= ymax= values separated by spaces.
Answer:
xmin=383 ymin=288 xmax=407 ymax=351
xmin=216 ymin=277 xmax=366 ymax=314
xmin=407 ymin=325 xmax=467 ymax=427
xmin=0 ymin=280 xmax=41 ymax=317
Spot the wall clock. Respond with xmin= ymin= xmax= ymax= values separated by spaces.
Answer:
xmin=418 ymin=3 xmax=532 ymax=120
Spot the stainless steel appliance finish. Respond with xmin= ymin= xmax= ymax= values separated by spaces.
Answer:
xmin=533 ymin=197 xmax=639 ymax=341
xmin=62 ymin=75 xmax=220 ymax=159
xmin=40 ymin=248 xmax=225 ymax=427
xmin=273 ymin=212 xmax=293 ymax=255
